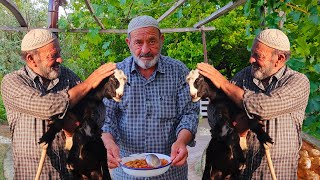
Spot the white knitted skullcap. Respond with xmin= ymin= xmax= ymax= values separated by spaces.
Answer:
xmin=21 ymin=29 xmax=57 ymax=51
xmin=128 ymin=15 xmax=159 ymax=34
xmin=255 ymin=29 xmax=290 ymax=51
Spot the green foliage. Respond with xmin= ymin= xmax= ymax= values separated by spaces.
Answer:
xmin=0 ymin=75 xmax=6 ymax=124
xmin=0 ymin=94 xmax=6 ymax=124
xmin=0 ymin=0 xmax=318 ymax=139
xmin=0 ymin=0 xmax=48 ymax=76
xmin=60 ymin=0 xmax=251 ymax=77
xmin=0 ymin=31 xmax=25 ymax=75
xmin=204 ymin=7 xmax=251 ymax=78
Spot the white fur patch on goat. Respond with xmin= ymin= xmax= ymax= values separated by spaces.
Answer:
xmin=65 ymin=136 xmax=73 ymax=150
xmin=220 ymin=124 xmax=229 ymax=137
xmin=113 ymin=69 xmax=127 ymax=102
xmin=186 ymin=69 xmax=201 ymax=102
xmin=239 ymin=136 xmax=248 ymax=150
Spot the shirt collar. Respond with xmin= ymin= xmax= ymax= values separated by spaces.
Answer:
xmin=272 ymin=65 xmax=286 ymax=80
xmin=25 ymin=65 xmax=39 ymax=81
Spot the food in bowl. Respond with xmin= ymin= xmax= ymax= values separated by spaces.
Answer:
xmin=124 ymin=158 xmax=169 ymax=169
xmin=120 ymin=153 xmax=172 ymax=177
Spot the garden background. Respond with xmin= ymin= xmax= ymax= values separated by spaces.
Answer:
xmin=0 ymin=0 xmax=319 ymax=140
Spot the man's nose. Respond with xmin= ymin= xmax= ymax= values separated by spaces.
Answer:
xmin=249 ymin=56 xmax=255 ymax=64
xmin=56 ymin=57 xmax=63 ymax=63
xmin=141 ymin=43 xmax=151 ymax=54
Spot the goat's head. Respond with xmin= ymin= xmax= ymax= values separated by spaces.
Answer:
xmin=186 ymin=69 xmax=219 ymax=102
xmin=112 ymin=69 xmax=127 ymax=102
xmin=93 ymin=69 xmax=127 ymax=102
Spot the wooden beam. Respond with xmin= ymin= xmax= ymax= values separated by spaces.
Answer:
xmin=157 ymin=0 xmax=186 ymax=22
xmin=193 ymin=0 xmax=246 ymax=28
xmin=0 ymin=0 xmax=27 ymax=27
xmin=0 ymin=26 xmax=215 ymax=34
xmin=201 ymin=26 xmax=208 ymax=63
xmin=161 ymin=26 xmax=215 ymax=33
xmin=84 ymin=0 xmax=105 ymax=29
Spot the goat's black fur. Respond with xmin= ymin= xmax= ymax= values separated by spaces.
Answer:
xmin=38 ymin=74 xmax=122 ymax=180
xmin=196 ymin=75 xmax=245 ymax=180
xmin=189 ymin=73 xmax=273 ymax=180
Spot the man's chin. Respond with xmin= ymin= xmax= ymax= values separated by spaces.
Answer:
xmin=135 ymin=59 xmax=158 ymax=69
xmin=48 ymin=71 xmax=60 ymax=80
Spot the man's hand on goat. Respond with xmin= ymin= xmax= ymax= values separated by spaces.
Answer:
xmin=197 ymin=62 xmax=229 ymax=89
xmin=85 ymin=62 xmax=117 ymax=89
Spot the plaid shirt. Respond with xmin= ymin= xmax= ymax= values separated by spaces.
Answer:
xmin=102 ymin=55 xmax=200 ymax=180
xmin=231 ymin=66 xmax=310 ymax=180
xmin=1 ymin=65 xmax=81 ymax=180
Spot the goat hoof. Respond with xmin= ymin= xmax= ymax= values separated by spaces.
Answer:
xmin=64 ymin=136 xmax=73 ymax=150
xmin=263 ymin=142 xmax=273 ymax=149
xmin=66 ymin=163 xmax=74 ymax=171
xmin=239 ymin=164 xmax=246 ymax=170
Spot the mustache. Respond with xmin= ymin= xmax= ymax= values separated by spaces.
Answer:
xmin=51 ymin=63 xmax=61 ymax=69
xmin=139 ymin=52 xmax=153 ymax=58
xmin=251 ymin=63 xmax=259 ymax=69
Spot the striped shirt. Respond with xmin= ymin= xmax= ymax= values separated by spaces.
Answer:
xmin=231 ymin=66 xmax=310 ymax=179
xmin=102 ymin=55 xmax=200 ymax=180
xmin=1 ymin=65 xmax=81 ymax=179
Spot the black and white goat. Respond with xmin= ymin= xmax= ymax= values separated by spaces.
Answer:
xmin=186 ymin=69 xmax=276 ymax=180
xmin=36 ymin=69 xmax=127 ymax=180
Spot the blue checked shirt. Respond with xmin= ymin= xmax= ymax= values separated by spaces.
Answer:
xmin=102 ymin=55 xmax=200 ymax=180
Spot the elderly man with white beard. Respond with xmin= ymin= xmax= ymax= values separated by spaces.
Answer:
xmin=1 ymin=29 xmax=116 ymax=179
xmin=101 ymin=15 xmax=199 ymax=179
xmin=197 ymin=29 xmax=310 ymax=179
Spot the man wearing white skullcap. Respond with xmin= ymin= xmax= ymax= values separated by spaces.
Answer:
xmin=102 ymin=15 xmax=199 ymax=179
xmin=197 ymin=29 xmax=309 ymax=179
xmin=1 ymin=29 xmax=116 ymax=179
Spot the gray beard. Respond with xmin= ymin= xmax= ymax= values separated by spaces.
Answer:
xmin=132 ymin=53 xmax=160 ymax=70
xmin=40 ymin=66 xmax=60 ymax=80
xmin=251 ymin=65 xmax=273 ymax=81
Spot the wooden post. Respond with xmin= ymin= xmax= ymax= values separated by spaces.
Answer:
xmin=278 ymin=11 xmax=285 ymax=28
xmin=201 ymin=26 xmax=208 ymax=63
xmin=48 ymin=0 xmax=59 ymax=36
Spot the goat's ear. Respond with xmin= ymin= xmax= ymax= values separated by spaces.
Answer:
xmin=186 ymin=75 xmax=190 ymax=82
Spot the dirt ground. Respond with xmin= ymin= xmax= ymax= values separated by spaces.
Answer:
xmin=0 ymin=123 xmax=10 ymax=180
xmin=0 ymin=124 xmax=10 ymax=138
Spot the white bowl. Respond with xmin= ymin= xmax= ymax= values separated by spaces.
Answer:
xmin=120 ymin=153 xmax=172 ymax=177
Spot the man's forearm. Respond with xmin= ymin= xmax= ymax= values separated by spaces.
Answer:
xmin=221 ymin=82 xmax=245 ymax=109
xmin=176 ymin=129 xmax=193 ymax=145
xmin=102 ymin=132 xmax=116 ymax=145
